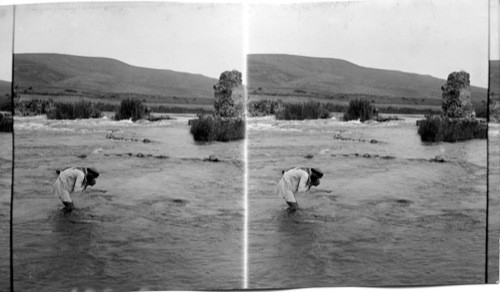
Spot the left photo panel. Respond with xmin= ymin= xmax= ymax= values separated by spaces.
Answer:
xmin=0 ymin=5 xmax=13 ymax=292
xmin=12 ymin=2 xmax=245 ymax=291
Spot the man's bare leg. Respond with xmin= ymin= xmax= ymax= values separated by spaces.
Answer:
xmin=62 ymin=202 xmax=74 ymax=213
xmin=286 ymin=201 xmax=299 ymax=212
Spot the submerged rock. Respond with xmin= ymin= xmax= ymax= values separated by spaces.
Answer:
xmin=432 ymin=155 xmax=445 ymax=163
xmin=207 ymin=154 xmax=219 ymax=162
xmin=143 ymin=139 xmax=152 ymax=143
xmin=380 ymin=155 xmax=396 ymax=160
xmin=304 ymin=154 xmax=314 ymax=159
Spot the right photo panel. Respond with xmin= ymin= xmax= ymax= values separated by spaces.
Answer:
xmin=246 ymin=0 xmax=491 ymax=288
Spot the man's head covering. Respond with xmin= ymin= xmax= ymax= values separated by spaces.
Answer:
xmin=86 ymin=167 xmax=99 ymax=178
xmin=310 ymin=168 xmax=324 ymax=179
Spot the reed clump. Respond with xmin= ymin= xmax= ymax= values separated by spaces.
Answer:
xmin=275 ymin=100 xmax=331 ymax=120
xmin=114 ymin=98 xmax=149 ymax=121
xmin=0 ymin=112 xmax=13 ymax=132
xmin=342 ymin=99 xmax=378 ymax=122
xmin=45 ymin=100 xmax=102 ymax=120
xmin=190 ymin=115 xmax=245 ymax=142
xmin=417 ymin=115 xmax=487 ymax=142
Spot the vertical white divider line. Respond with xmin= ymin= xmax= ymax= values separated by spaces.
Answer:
xmin=242 ymin=1 xmax=249 ymax=289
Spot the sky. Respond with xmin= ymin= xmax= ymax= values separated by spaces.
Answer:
xmin=248 ymin=0 xmax=490 ymax=88
xmin=3 ymin=1 xmax=244 ymax=80
xmin=0 ymin=5 xmax=13 ymax=82
xmin=0 ymin=0 xmax=496 ymax=88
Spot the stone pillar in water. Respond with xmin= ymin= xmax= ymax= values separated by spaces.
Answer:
xmin=441 ymin=71 xmax=475 ymax=119
xmin=213 ymin=70 xmax=244 ymax=118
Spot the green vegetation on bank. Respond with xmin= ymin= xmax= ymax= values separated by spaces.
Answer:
xmin=248 ymin=98 xmax=440 ymax=119
xmin=190 ymin=115 xmax=245 ymax=142
xmin=14 ymin=97 xmax=211 ymax=120
xmin=114 ymin=98 xmax=149 ymax=121
xmin=15 ymin=98 xmax=102 ymax=119
xmin=275 ymin=100 xmax=331 ymax=120
xmin=0 ymin=112 xmax=13 ymax=132
xmin=417 ymin=116 xmax=487 ymax=142
xmin=0 ymin=95 xmax=11 ymax=112
xmin=342 ymin=99 xmax=378 ymax=122
xmin=46 ymin=100 xmax=102 ymax=120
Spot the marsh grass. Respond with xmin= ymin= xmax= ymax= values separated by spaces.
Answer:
xmin=275 ymin=100 xmax=331 ymax=120
xmin=190 ymin=115 xmax=245 ymax=142
xmin=248 ymin=99 xmax=283 ymax=117
xmin=343 ymin=99 xmax=378 ymax=122
xmin=114 ymin=98 xmax=149 ymax=121
xmin=0 ymin=112 xmax=12 ymax=132
xmin=15 ymin=98 xmax=102 ymax=119
xmin=417 ymin=115 xmax=487 ymax=142
xmin=46 ymin=100 xmax=102 ymax=120
xmin=0 ymin=96 xmax=11 ymax=112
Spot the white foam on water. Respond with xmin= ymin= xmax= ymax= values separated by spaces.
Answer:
xmin=14 ymin=115 xmax=186 ymax=132
xmin=489 ymin=123 xmax=500 ymax=136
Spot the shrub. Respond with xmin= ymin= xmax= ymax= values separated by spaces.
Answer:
xmin=343 ymin=99 xmax=379 ymax=122
xmin=0 ymin=112 xmax=13 ymax=132
xmin=114 ymin=98 xmax=149 ymax=121
xmin=46 ymin=100 xmax=102 ymax=120
xmin=190 ymin=115 xmax=245 ymax=142
xmin=417 ymin=115 xmax=487 ymax=142
xmin=275 ymin=101 xmax=331 ymax=120
xmin=0 ymin=96 xmax=11 ymax=112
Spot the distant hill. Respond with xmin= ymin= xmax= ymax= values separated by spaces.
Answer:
xmin=13 ymin=53 xmax=218 ymax=99
xmin=248 ymin=54 xmax=488 ymax=103
xmin=0 ymin=80 xmax=10 ymax=96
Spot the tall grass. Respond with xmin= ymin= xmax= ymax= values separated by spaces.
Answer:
xmin=275 ymin=101 xmax=331 ymax=120
xmin=343 ymin=99 xmax=378 ymax=122
xmin=0 ymin=96 xmax=11 ymax=112
xmin=417 ymin=115 xmax=487 ymax=142
xmin=0 ymin=112 xmax=13 ymax=132
xmin=15 ymin=98 xmax=54 ymax=116
xmin=190 ymin=115 xmax=245 ymax=142
xmin=114 ymin=98 xmax=149 ymax=121
xmin=46 ymin=100 xmax=102 ymax=120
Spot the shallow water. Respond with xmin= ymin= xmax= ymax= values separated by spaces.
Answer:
xmin=248 ymin=114 xmax=488 ymax=288
xmin=0 ymin=133 xmax=12 ymax=292
xmin=13 ymin=114 xmax=244 ymax=291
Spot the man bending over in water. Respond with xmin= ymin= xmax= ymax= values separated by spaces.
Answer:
xmin=51 ymin=167 xmax=99 ymax=212
xmin=277 ymin=167 xmax=323 ymax=211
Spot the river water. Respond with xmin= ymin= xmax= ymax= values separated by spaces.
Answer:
xmin=7 ymin=113 xmax=498 ymax=289
xmin=247 ymin=114 xmax=489 ymax=288
xmin=12 ymin=114 xmax=244 ymax=291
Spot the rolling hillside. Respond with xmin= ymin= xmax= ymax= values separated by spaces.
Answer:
xmin=13 ymin=53 xmax=219 ymax=99
xmin=248 ymin=54 xmax=488 ymax=103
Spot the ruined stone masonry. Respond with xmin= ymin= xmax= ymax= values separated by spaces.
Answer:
xmin=441 ymin=71 xmax=475 ymax=119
